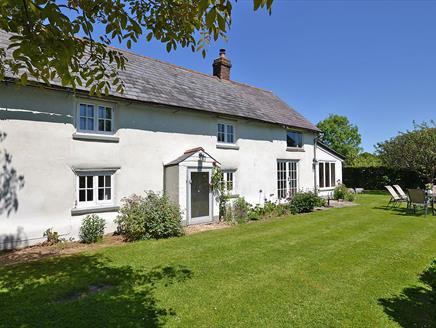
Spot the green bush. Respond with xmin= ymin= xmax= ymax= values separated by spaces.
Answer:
xmin=224 ymin=198 xmax=293 ymax=223
xmin=333 ymin=184 xmax=348 ymax=200
xmin=43 ymin=228 xmax=64 ymax=245
xmin=232 ymin=197 xmax=251 ymax=224
xmin=333 ymin=184 xmax=355 ymax=202
xmin=290 ymin=192 xmax=324 ymax=214
xmin=79 ymin=214 xmax=106 ymax=244
xmin=115 ymin=191 xmax=184 ymax=241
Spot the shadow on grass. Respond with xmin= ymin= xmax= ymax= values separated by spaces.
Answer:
xmin=379 ymin=260 xmax=436 ymax=327
xmin=372 ymin=205 xmax=434 ymax=218
xmin=0 ymin=254 xmax=192 ymax=327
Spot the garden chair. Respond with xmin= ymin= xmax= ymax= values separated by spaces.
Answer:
xmin=407 ymin=189 xmax=430 ymax=216
xmin=393 ymin=185 xmax=409 ymax=201
xmin=385 ymin=186 xmax=406 ymax=208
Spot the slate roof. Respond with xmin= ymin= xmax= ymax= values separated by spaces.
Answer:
xmin=0 ymin=30 xmax=319 ymax=131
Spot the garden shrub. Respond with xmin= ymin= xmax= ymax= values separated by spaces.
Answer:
xmin=232 ymin=197 xmax=251 ymax=224
xmin=333 ymin=184 xmax=355 ymax=201
xmin=115 ymin=191 xmax=184 ymax=241
xmin=290 ymin=192 xmax=324 ymax=214
xmin=79 ymin=214 xmax=106 ymax=244
xmin=333 ymin=184 xmax=348 ymax=200
xmin=224 ymin=198 xmax=293 ymax=223
xmin=43 ymin=228 xmax=64 ymax=245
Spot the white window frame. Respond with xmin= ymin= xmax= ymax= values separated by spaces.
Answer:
xmin=217 ymin=123 xmax=235 ymax=144
xmin=221 ymin=170 xmax=236 ymax=193
xmin=75 ymin=171 xmax=115 ymax=208
xmin=76 ymin=101 xmax=115 ymax=135
xmin=319 ymin=161 xmax=336 ymax=189
xmin=286 ymin=130 xmax=303 ymax=148
xmin=277 ymin=160 xmax=299 ymax=199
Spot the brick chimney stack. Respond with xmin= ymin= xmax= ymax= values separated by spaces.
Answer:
xmin=213 ymin=49 xmax=232 ymax=80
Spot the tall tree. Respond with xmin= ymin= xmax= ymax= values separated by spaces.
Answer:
xmin=352 ymin=152 xmax=382 ymax=167
xmin=0 ymin=0 xmax=273 ymax=95
xmin=376 ymin=121 xmax=436 ymax=182
xmin=317 ymin=114 xmax=362 ymax=165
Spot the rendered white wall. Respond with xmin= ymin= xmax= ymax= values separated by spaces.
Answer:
xmin=0 ymin=84 xmax=339 ymax=249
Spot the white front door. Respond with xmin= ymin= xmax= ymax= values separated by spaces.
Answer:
xmin=188 ymin=168 xmax=213 ymax=224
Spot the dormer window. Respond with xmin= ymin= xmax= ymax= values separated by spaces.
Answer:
xmin=78 ymin=103 xmax=114 ymax=134
xmin=286 ymin=130 xmax=303 ymax=148
xmin=217 ymin=123 xmax=235 ymax=144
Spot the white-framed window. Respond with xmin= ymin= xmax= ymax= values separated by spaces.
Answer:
xmin=78 ymin=102 xmax=114 ymax=133
xmin=286 ymin=130 xmax=303 ymax=148
xmin=76 ymin=172 xmax=114 ymax=208
xmin=277 ymin=160 xmax=298 ymax=199
xmin=217 ymin=123 xmax=235 ymax=144
xmin=319 ymin=162 xmax=336 ymax=188
xmin=221 ymin=170 xmax=235 ymax=192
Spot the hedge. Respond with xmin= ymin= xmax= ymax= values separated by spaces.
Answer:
xmin=343 ymin=167 xmax=426 ymax=190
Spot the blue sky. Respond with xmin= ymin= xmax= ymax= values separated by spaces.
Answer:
xmin=114 ymin=0 xmax=436 ymax=152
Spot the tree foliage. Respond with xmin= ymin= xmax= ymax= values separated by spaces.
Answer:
xmin=0 ymin=0 xmax=273 ymax=95
xmin=376 ymin=121 xmax=436 ymax=181
xmin=317 ymin=114 xmax=362 ymax=165
xmin=352 ymin=152 xmax=382 ymax=167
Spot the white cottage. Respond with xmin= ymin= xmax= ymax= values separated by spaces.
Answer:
xmin=0 ymin=32 xmax=344 ymax=249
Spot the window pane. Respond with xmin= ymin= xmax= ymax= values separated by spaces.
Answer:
xmin=79 ymin=190 xmax=86 ymax=202
xmin=98 ymin=119 xmax=105 ymax=131
xmin=287 ymin=131 xmax=296 ymax=147
xmin=98 ymin=176 xmax=104 ymax=187
xmin=218 ymin=132 xmax=224 ymax=142
xmin=218 ymin=124 xmax=224 ymax=133
xmin=106 ymin=108 xmax=112 ymax=119
xmin=331 ymin=163 xmax=336 ymax=186
xmin=87 ymin=118 xmax=94 ymax=130
xmin=98 ymin=188 xmax=104 ymax=200
xmin=325 ymin=163 xmax=330 ymax=187
xmin=80 ymin=117 xmax=86 ymax=130
xmin=319 ymin=163 xmax=324 ymax=188
xmin=80 ymin=104 xmax=86 ymax=116
xmin=227 ymin=133 xmax=234 ymax=143
xmin=98 ymin=106 xmax=105 ymax=118
xmin=87 ymin=176 xmax=93 ymax=188
xmin=105 ymin=120 xmax=112 ymax=132
xmin=87 ymin=105 xmax=94 ymax=117
xmin=105 ymin=175 xmax=111 ymax=186
xmin=79 ymin=176 xmax=85 ymax=188
xmin=105 ymin=188 xmax=111 ymax=200
xmin=227 ymin=125 xmax=233 ymax=134
xmin=287 ymin=131 xmax=302 ymax=147
xmin=87 ymin=189 xmax=93 ymax=201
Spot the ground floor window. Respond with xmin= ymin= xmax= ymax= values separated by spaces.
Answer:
xmin=319 ymin=162 xmax=336 ymax=188
xmin=221 ymin=170 xmax=235 ymax=193
xmin=76 ymin=172 xmax=114 ymax=208
xmin=277 ymin=160 xmax=298 ymax=199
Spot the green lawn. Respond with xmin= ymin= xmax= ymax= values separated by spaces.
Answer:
xmin=1 ymin=194 xmax=435 ymax=327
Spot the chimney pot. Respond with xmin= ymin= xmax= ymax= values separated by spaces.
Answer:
xmin=213 ymin=49 xmax=232 ymax=80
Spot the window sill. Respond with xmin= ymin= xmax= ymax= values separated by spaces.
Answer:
xmin=319 ymin=187 xmax=336 ymax=191
xmin=216 ymin=143 xmax=239 ymax=150
xmin=71 ymin=205 xmax=119 ymax=216
xmin=73 ymin=132 xmax=119 ymax=143
xmin=286 ymin=147 xmax=305 ymax=152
